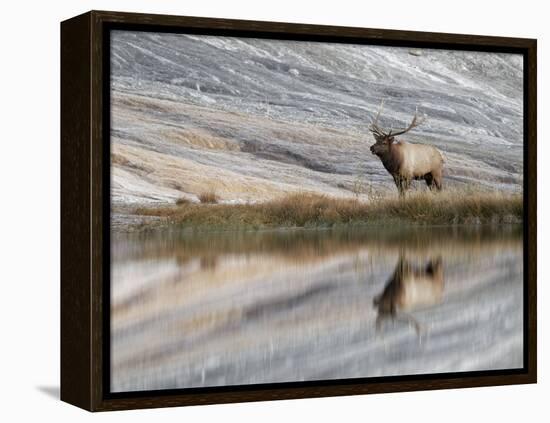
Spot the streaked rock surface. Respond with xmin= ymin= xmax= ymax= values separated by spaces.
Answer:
xmin=110 ymin=31 xmax=523 ymax=206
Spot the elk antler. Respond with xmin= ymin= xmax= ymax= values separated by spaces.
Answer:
xmin=390 ymin=107 xmax=425 ymax=137
xmin=369 ymin=100 xmax=386 ymax=136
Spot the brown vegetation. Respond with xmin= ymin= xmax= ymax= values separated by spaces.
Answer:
xmin=133 ymin=189 xmax=522 ymax=231
xmin=175 ymin=197 xmax=192 ymax=205
xmin=198 ymin=191 xmax=219 ymax=204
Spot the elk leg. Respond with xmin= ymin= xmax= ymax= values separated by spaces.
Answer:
xmin=395 ymin=312 xmax=426 ymax=340
xmin=375 ymin=314 xmax=384 ymax=334
xmin=401 ymin=178 xmax=411 ymax=195
xmin=398 ymin=185 xmax=405 ymax=197
xmin=433 ymin=172 xmax=443 ymax=191
xmin=425 ymin=173 xmax=435 ymax=190
xmin=392 ymin=174 xmax=405 ymax=196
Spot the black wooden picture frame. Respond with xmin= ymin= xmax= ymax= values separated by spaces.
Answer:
xmin=61 ymin=10 xmax=537 ymax=412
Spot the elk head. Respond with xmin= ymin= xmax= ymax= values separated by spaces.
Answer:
xmin=368 ymin=102 xmax=425 ymax=157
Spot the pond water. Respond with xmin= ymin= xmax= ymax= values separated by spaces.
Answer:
xmin=110 ymin=225 xmax=523 ymax=393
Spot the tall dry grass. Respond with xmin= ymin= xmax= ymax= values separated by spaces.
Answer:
xmin=198 ymin=191 xmax=219 ymax=204
xmin=134 ymin=189 xmax=522 ymax=231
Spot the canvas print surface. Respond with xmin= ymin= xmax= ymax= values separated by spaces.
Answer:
xmin=109 ymin=30 xmax=524 ymax=393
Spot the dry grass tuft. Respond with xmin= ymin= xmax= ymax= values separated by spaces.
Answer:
xmin=198 ymin=191 xmax=219 ymax=204
xmin=175 ymin=197 xmax=192 ymax=206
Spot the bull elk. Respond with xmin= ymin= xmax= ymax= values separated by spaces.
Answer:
xmin=373 ymin=256 xmax=444 ymax=337
xmin=369 ymin=103 xmax=444 ymax=196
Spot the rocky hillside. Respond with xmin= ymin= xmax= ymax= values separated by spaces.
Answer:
xmin=110 ymin=30 xmax=524 ymax=205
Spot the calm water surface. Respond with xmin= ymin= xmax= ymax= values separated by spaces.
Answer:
xmin=110 ymin=225 xmax=523 ymax=392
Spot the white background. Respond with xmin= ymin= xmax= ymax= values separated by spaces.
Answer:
xmin=0 ymin=0 xmax=546 ymax=420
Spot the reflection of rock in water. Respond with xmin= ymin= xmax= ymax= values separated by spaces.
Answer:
xmin=374 ymin=256 xmax=444 ymax=337
xmin=110 ymin=226 xmax=523 ymax=392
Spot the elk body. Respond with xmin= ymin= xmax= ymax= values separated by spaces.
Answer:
xmin=369 ymin=104 xmax=444 ymax=196
xmin=373 ymin=256 xmax=444 ymax=335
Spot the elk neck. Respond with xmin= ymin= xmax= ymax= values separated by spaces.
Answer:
xmin=377 ymin=141 xmax=403 ymax=175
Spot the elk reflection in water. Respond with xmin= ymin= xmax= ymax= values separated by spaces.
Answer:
xmin=374 ymin=256 xmax=444 ymax=338
xmin=110 ymin=225 xmax=523 ymax=392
